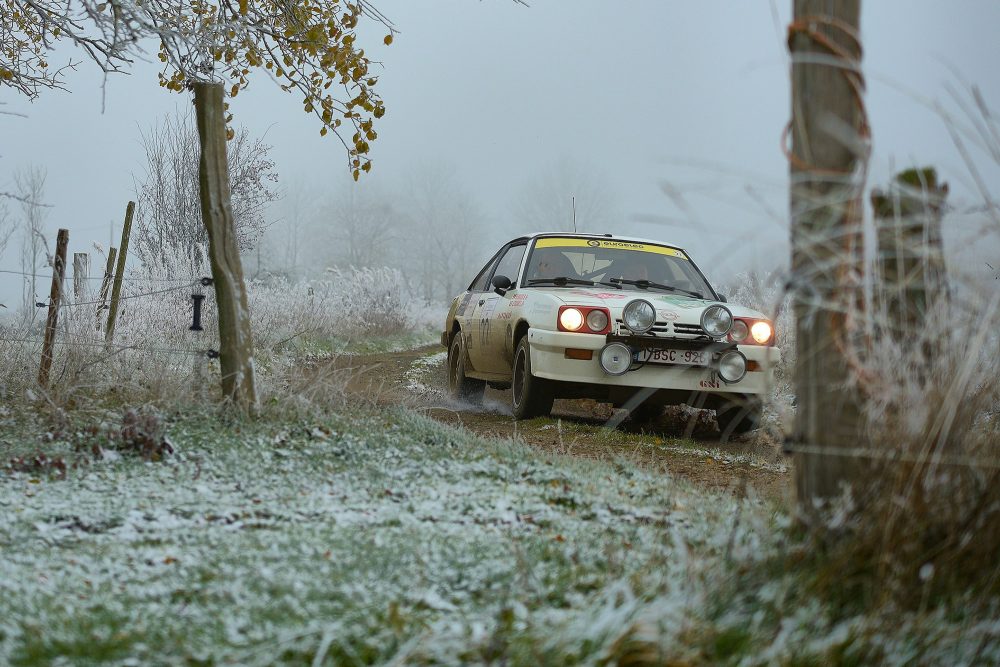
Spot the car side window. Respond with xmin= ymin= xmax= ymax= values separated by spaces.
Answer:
xmin=470 ymin=251 xmax=503 ymax=292
xmin=490 ymin=244 xmax=527 ymax=287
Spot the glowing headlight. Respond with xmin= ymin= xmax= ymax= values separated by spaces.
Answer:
xmin=729 ymin=320 xmax=749 ymax=342
xmin=700 ymin=304 xmax=733 ymax=338
xmin=599 ymin=343 xmax=632 ymax=375
xmin=751 ymin=321 xmax=773 ymax=344
xmin=622 ymin=299 xmax=656 ymax=334
xmin=717 ymin=350 xmax=747 ymax=383
xmin=559 ymin=307 xmax=584 ymax=331
xmin=586 ymin=309 xmax=609 ymax=332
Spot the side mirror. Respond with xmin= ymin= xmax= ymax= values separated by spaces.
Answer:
xmin=717 ymin=294 xmax=728 ymax=303
xmin=492 ymin=274 xmax=512 ymax=295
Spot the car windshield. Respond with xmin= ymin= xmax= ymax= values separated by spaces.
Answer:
xmin=522 ymin=238 xmax=714 ymax=298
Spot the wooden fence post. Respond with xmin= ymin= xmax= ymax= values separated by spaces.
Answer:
xmin=39 ymin=229 xmax=69 ymax=388
xmin=788 ymin=0 xmax=869 ymax=514
xmin=194 ymin=81 xmax=259 ymax=414
xmin=96 ymin=248 xmax=117 ymax=331
xmin=73 ymin=252 xmax=90 ymax=302
xmin=105 ymin=202 xmax=134 ymax=345
xmin=871 ymin=167 xmax=949 ymax=336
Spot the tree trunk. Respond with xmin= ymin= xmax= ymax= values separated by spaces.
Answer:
xmin=193 ymin=82 xmax=259 ymax=415
xmin=788 ymin=1 xmax=869 ymax=515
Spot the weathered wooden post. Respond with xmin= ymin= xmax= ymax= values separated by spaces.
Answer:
xmin=38 ymin=229 xmax=69 ymax=389
xmin=96 ymin=248 xmax=117 ymax=331
xmin=105 ymin=202 xmax=135 ymax=345
xmin=73 ymin=252 xmax=90 ymax=302
xmin=194 ymin=82 xmax=259 ymax=414
xmin=788 ymin=1 xmax=869 ymax=514
xmin=871 ymin=167 xmax=949 ymax=336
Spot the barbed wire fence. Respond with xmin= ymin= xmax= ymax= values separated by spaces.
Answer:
xmin=1 ymin=270 xmax=219 ymax=355
xmin=0 ymin=222 xmax=228 ymax=401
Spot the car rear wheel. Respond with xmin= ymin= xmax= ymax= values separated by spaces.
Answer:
xmin=512 ymin=337 xmax=554 ymax=420
xmin=448 ymin=332 xmax=485 ymax=404
xmin=716 ymin=397 xmax=762 ymax=442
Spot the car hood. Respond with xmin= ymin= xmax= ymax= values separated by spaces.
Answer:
xmin=526 ymin=287 xmax=769 ymax=323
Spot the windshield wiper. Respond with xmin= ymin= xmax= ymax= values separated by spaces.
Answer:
xmin=608 ymin=278 xmax=703 ymax=299
xmin=526 ymin=277 xmax=597 ymax=287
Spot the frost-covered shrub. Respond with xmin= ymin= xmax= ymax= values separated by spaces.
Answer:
xmin=0 ymin=262 xmax=445 ymax=411
xmin=806 ymin=291 xmax=1000 ymax=603
xmin=248 ymin=266 xmax=444 ymax=348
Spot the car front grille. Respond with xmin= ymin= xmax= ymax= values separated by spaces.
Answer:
xmin=615 ymin=320 xmax=709 ymax=339
xmin=671 ymin=323 xmax=708 ymax=337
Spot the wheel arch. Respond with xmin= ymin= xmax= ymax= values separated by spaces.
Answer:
xmin=447 ymin=319 xmax=462 ymax=349
xmin=512 ymin=319 xmax=531 ymax=351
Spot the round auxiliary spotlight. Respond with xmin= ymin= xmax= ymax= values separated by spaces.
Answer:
xmin=599 ymin=343 xmax=633 ymax=376
xmin=622 ymin=299 xmax=656 ymax=334
xmin=716 ymin=350 xmax=748 ymax=384
xmin=700 ymin=304 xmax=733 ymax=338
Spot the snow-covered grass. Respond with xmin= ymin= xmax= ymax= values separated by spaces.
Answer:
xmin=2 ymin=405 xmax=997 ymax=665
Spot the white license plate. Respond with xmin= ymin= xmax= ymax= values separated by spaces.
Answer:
xmin=638 ymin=348 xmax=710 ymax=367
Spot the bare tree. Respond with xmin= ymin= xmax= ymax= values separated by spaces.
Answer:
xmin=0 ymin=199 xmax=13 ymax=257
xmin=403 ymin=165 xmax=487 ymax=303
xmin=321 ymin=180 xmax=398 ymax=269
xmin=513 ymin=156 xmax=619 ymax=234
xmin=273 ymin=180 xmax=313 ymax=275
xmin=133 ymin=109 xmax=278 ymax=274
xmin=14 ymin=165 xmax=48 ymax=322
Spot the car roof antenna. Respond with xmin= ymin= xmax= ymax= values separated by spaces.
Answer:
xmin=571 ymin=195 xmax=577 ymax=233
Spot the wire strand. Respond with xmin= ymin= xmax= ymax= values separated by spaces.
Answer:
xmin=0 ymin=334 xmax=211 ymax=358
xmin=38 ymin=282 xmax=199 ymax=308
xmin=0 ymin=268 xmax=195 ymax=283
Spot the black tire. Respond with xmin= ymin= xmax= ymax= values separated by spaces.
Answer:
xmin=512 ymin=337 xmax=554 ymax=420
xmin=448 ymin=332 xmax=485 ymax=404
xmin=716 ymin=397 xmax=762 ymax=442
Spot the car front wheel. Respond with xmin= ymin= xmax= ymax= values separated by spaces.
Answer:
xmin=716 ymin=397 xmax=762 ymax=442
xmin=448 ymin=331 xmax=485 ymax=404
xmin=512 ymin=337 xmax=554 ymax=420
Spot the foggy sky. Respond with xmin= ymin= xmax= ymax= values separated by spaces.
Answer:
xmin=2 ymin=1 xmax=1000 ymax=309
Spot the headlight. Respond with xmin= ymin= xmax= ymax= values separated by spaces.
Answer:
xmin=751 ymin=321 xmax=773 ymax=344
xmin=729 ymin=320 xmax=749 ymax=342
xmin=559 ymin=307 xmax=584 ymax=331
xmin=599 ymin=343 xmax=632 ymax=375
xmin=700 ymin=304 xmax=733 ymax=338
xmin=717 ymin=350 xmax=747 ymax=383
xmin=585 ymin=309 xmax=609 ymax=332
xmin=622 ymin=299 xmax=656 ymax=334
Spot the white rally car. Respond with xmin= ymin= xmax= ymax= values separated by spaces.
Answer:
xmin=441 ymin=233 xmax=779 ymax=437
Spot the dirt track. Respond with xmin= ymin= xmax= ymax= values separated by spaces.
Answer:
xmin=335 ymin=345 xmax=793 ymax=506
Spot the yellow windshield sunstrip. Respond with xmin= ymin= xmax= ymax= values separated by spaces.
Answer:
xmin=534 ymin=237 xmax=689 ymax=259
